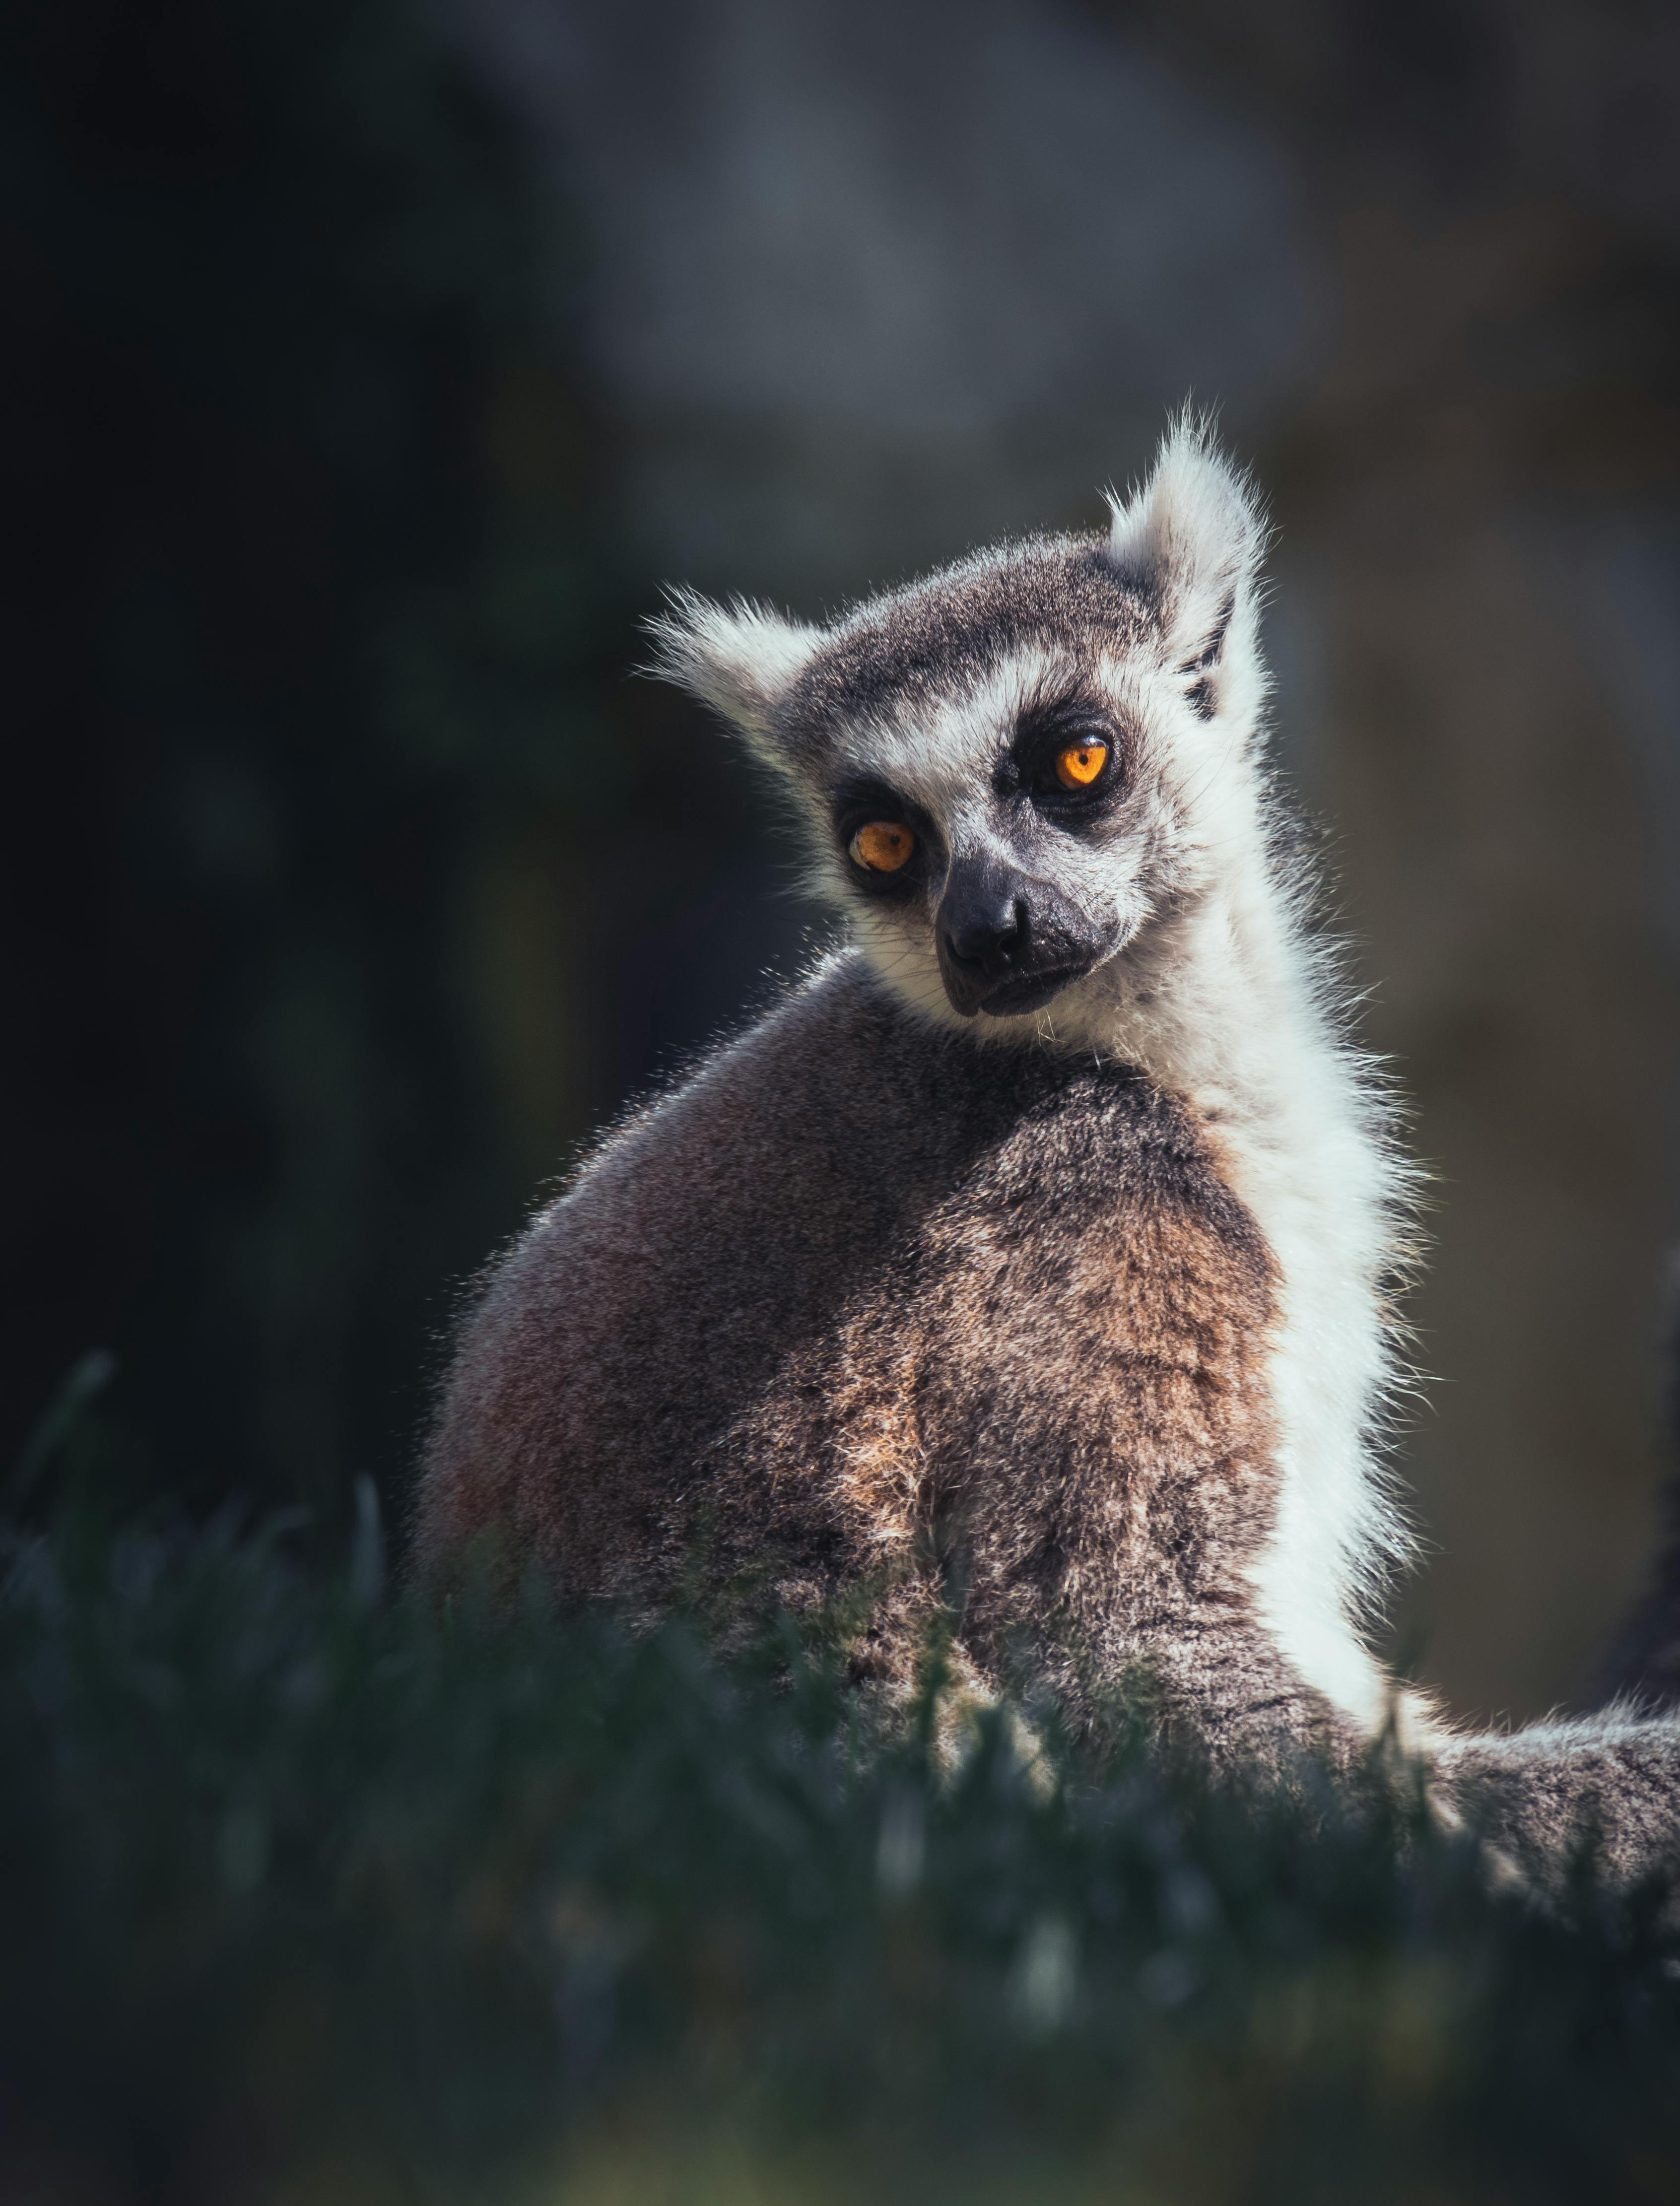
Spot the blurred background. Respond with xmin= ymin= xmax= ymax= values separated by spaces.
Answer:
xmin=4 ymin=0 xmax=1679 ymax=1726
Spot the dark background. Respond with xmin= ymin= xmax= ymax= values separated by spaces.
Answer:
xmin=4 ymin=0 xmax=1680 ymax=1725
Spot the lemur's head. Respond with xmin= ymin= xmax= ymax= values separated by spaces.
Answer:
xmin=650 ymin=416 xmax=1270 ymax=1040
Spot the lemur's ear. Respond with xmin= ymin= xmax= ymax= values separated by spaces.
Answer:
xmin=1103 ymin=413 xmax=1268 ymax=722
xmin=645 ymin=589 xmax=822 ymax=761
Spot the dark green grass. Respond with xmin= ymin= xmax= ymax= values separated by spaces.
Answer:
xmin=2 ymin=1501 xmax=1678 ymax=2205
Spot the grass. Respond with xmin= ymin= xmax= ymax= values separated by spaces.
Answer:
xmin=2 ymin=1495 xmax=1678 ymax=2205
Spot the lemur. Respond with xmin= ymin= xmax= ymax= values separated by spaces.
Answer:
xmin=417 ymin=416 xmax=1680 ymax=1893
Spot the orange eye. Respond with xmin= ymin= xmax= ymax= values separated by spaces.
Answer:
xmin=1054 ymin=739 xmax=1109 ymax=790
xmin=849 ymin=821 xmax=916 ymax=873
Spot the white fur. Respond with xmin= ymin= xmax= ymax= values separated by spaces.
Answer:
xmin=1106 ymin=411 xmax=1266 ymax=693
xmin=645 ymin=586 xmax=820 ymax=744
xmin=1084 ymin=843 xmax=1412 ymax=1733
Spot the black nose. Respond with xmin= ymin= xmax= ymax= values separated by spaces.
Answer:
xmin=936 ymin=854 xmax=1104 ymax=1019
xmin=940 ymin=870 xmax=1027 ymax=976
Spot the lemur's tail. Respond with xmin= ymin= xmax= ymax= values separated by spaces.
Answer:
xmin=1594 ymin=1263 xmax=1680 ymax=1711
xmin=1429 ymin=1269 xmax=1680 ymax=1898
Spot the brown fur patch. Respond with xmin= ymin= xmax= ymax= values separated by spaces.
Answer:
xmin=416 ymin=955 xmax=1347 ymax=1767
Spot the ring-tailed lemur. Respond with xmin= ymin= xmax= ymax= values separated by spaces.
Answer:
xmin=417 ymin=415 xmax=1680 ymax=1891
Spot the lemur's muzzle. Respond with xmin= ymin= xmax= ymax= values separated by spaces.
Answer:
xmin=935 ymin=856 xmax=1105 ymax=1018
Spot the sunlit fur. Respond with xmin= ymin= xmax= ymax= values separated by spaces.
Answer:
xmin=652 ymin=412 xmax=1416 ymax=1736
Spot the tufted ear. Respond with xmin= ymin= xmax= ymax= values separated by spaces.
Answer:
xmin=644 ymin=588 xmax=823 ymax=761
xmin=1104 ymin=412 xmax=1268 ymax=722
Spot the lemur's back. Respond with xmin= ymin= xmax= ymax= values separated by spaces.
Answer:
xmin=417 ymin=955 xmax=1324 ymax=1752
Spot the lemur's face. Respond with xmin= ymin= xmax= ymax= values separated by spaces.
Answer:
xmin=651 ymin=419 xmax=1267 ymax=1041
xmin=825 ymin=658 xmax=1138 ymax=1020
xmin=791 ymin=616 xmax=1210 ymax=1030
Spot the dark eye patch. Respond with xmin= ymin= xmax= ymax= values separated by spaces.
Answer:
xmin=830 ymin=776 xmax=938 ymax=895
xmin=1009 ymin=686 xmax=1127 ymax=808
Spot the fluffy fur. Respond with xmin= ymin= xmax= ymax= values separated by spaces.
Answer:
xmin=416 ymin=415 xmax=1680 ymax=1885
xmin=420 ymin=968 xmax=1317 ymax=1765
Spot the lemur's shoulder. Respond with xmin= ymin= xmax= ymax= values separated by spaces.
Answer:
xmin=556 ymin=946 xmax=1267 ymax=1266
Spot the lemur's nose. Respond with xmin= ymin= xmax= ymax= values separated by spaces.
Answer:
xmin=941 ymin=872 xmax=1027 ymax=973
